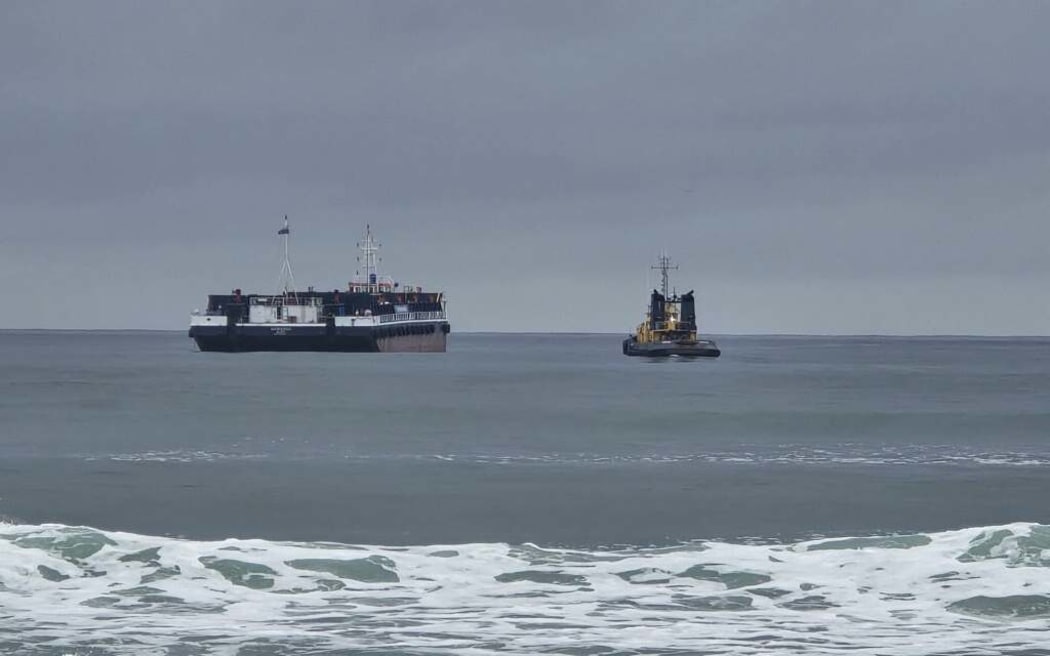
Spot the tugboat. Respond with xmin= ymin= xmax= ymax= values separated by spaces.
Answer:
xmin=188 ymin=219 xmax=450 ymax=352
xmin=622 ymin=253 xmax=720 ymax=358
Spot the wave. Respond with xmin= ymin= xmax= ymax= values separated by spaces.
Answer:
xmin=83 ymin=444 xmax=1050 ymax=467
xmin=2 ymin=522 xmax=1049 ymax=655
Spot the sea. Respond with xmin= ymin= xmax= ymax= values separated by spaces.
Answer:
xmin=1 ymin=331 xmax=1048 ymax=655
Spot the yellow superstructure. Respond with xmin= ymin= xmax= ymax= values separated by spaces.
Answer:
xmin=633 ymin=299 xmax=697 ymax=344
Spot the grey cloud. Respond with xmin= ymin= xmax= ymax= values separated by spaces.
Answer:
xmin=2 ymin=1 xmax=1048 ymax=332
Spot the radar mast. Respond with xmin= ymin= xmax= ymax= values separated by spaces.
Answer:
xmin=357 ymin=224 xmax=381 ymax=293
xmin=651 ymin=251 xmax=678 ymax=298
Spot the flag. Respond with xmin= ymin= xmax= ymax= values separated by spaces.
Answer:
xmin=278 ymin=216 xmax=290 ymax=235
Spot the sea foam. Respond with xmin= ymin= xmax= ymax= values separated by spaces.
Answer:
xmin=1 ymin=522 xmax=1048 ymax=655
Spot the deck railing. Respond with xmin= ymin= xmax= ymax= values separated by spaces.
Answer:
xmin=379 ymin=311 xmax=446 ymax=324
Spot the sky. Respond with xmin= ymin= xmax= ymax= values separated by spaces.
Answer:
xmin=2 ymin=1 xmax=1048 ymax=334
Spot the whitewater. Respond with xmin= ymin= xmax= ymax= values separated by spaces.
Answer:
xmin=2 ymin=522 xmax=1049 ymax=655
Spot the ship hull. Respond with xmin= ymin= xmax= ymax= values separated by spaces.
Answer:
xmin=190 ymin=322 xmax=449 ymax=353
xmin=622 ymin=337 xmax=720 ymax=358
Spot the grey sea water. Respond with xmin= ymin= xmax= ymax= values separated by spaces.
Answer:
xmin=1 ymin=331 xmax=1049 ymax=655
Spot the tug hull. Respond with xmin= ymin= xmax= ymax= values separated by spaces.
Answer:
xmin=622 ymin=337 xmax=720 ymax=358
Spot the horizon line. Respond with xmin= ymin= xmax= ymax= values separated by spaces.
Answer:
xmin=1 ymin=328 xmax=1047 ymax=339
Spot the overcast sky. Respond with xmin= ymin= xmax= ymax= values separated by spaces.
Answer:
xmin=2 ymin=1 xmax=1048 ymax=333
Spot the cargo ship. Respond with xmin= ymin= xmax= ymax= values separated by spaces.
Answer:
xmin=189 ymin=220 xmax=449 ymax=352
xmin=622 ymin=254 xmax=720 ymax=358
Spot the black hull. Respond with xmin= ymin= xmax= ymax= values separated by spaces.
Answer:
xmin=190 ymin=322 xmax=449 ymax=353
xmin=622 ymin=337 xmax=720 ymax=358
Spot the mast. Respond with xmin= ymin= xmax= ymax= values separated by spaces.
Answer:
xmin=651 ymin=251 xmax=677 ymax=298
xmin=357 ymin=224 xmax=381 ymax=293
xmin=277 ymin=215 xmax=297 ymax=302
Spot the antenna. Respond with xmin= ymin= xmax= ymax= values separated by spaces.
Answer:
xmin=651 ymin=251 xmax=677 ymax=298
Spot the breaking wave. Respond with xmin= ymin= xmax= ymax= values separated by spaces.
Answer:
xmin=2 ymin=522 xmax=1050 ymax=655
